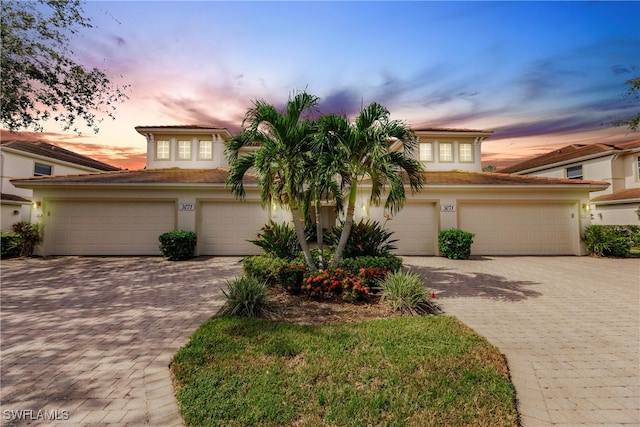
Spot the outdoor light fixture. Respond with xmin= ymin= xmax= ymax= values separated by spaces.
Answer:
xmin=33 ymin=201 xmax=41 ymax=208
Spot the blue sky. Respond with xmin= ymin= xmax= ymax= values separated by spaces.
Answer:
xmin=12 ymin=1 xmax=640 ymax=169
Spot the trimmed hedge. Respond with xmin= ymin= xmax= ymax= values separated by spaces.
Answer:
xmin=243 ymin=255 xmax=288 ymax=285
xmin=159 ymin=230 xmax=197 ymax=260
xmin=438 ymin=229 xmax=474 ymax=260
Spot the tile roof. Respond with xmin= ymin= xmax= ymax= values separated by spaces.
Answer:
xmin=411 ymin=171 xmax=608 ymax=187
xmin=1 ymin=140 xmax=120 ymax=171
xmin=11 ymin=168 xmax=606 ymax=191
xmin=500 ymin=140 xmax=640 ymax=174
xmin=591 ymin=188 xmax=640 ymax=203
xmin=0 ymin=193 xmax=31 ymax=203
xmin=10 ymin=168 xmax=257 ymax=185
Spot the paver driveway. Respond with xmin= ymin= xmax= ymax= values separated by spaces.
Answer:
xmin=1 ymin=256 xmax=242 ymax=426
xmin=404 ymin=256 xmax=639 ymax=427
xmin=1 ymin=256 xmax=638 ymax=426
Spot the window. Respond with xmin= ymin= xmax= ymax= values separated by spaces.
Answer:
xmin=199 ymin=140 xmax=213 ymax=160
xmin=419 ymin=142 xmax=433 ymax=162
xmin=177 ymin=140 xmax=191 ymax=160
xmin=458 ymin=143 xmax=473 ymax=162
xmin=156 ymin=140 xmax=170 ymax=160
xmin=439 ymin=142 xmax=453 ymax=162
xmin=637 ymin=156 xmax=640 ymax=180
xmin=566 ymin=165 xmax=583 ymax=180
xmin=34 ymin=163 xmax=52 ymax=176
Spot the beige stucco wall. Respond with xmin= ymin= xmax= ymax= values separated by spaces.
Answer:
xmin=144 ymin=133 xmax=230 ymax=169
xmin=592 ymin=203 xmax=640 ymax=226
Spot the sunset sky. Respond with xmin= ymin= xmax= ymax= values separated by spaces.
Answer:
xmin=4 ymin=1 xmax=640 ymax=170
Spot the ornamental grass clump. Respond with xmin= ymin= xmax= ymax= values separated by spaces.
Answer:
xmin=219 ymin=277 xmax=273 ymax=318
xmin=379 ymin=270 xmax=441 ymax=315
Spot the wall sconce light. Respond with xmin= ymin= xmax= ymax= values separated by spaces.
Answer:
xmin=13 ymin=210 xmax=20 ymax=215
xmin=582 ymin=203 xmax=590 ymax=212
xmin=33 ymin=201 xmax=41 ymax=208
xmin=598 ymin=213 xmax=603 ymax=220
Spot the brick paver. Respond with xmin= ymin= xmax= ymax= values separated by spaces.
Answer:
xmin=404 ymin=256 xmax=640 ymax=427
xmin=1 ymin=256 xmax=638 ymax=426
xmin=1 ymin=256 xmax=242 ymax=426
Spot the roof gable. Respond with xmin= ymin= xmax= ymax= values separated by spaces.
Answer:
xmin=500 ymin=140 xmax=640 ymax=174
xmin=1 ymin=140 xmax=120 ymax=171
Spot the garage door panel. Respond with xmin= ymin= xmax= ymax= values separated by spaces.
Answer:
xmin=459 ymin=203 xmax=577 ymax=255
xmin=200 ymin=202 xmax=267 ymax=256
xmin=47 ymin=201 xmax=176 ymax=255
xmin=370 ymin=203 xmax=438 ymax=256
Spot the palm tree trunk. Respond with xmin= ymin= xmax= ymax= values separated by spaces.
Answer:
xmin=315 ymin=202 xmax=325 ymax=269
xmin=291 ymin=205 xmax=317 ymax=270
xmin=331 ymin=182 xmax=358 ymax=267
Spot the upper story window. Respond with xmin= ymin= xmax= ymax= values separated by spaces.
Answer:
xmin=34 ymin=162 xmax=52 ymax=176
xmin=177 ymin=140 xmax=191 ymax=160
xmin=419 ymin=142 xmax=433 ymax=162
xmin=199 ymin=140 xmax=213 ymax=160
xmin=156 ymin=140 xmax=170 ymax=160
xmin=566 ymin=165 xmax=583 ymax=180
xmin=637 ymin=156 xmax=640 ymax=180
xmin=439 ymin=142 xmax=453 ymax=162
xmin=459 ymin=143 xmax=473 ymax=163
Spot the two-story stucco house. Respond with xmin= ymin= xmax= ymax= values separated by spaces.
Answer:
xmin=500 ymin=140 xmax=640 ymax=225
xmin=11 ymin=125 xmax=608 ymax=257
xmin=1 ymin=140 xmax=119 ymax=232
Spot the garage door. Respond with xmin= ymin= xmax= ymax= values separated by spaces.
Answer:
xmin=371 ymin=202 xmax=438 ymax=255
xmin=46 ymin=200 xmax=176 ymax=255
xmin=458 ymin=202 xmax=578 ymax=255
xmin=199 ymin=201 xmax=268 ymax=255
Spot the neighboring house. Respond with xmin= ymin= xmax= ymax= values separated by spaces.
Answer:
xmin=500 ymin=140 xmax=640 ymax=225
xmin=1 ymin=140 xmax=119 ymax=232
xmin=11 ymin=126 xmax=609 ymax=257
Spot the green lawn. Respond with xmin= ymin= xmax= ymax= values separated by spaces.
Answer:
xmin=172 ymin=316 xmax=519 ymax=427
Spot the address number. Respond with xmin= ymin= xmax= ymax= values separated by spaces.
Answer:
xmin=179 ymin=203 xmax=195 ymax=211
xmin=440 ymin=204 xmax=456 ymax=212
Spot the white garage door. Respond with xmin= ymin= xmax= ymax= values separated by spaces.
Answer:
xmin=459 ymin=202 xmax=578 ymax=255
xmin=199 ymin=201 xmax=268 ymax=255
xmin=373 ymin=202 xmax=438 ymax=255
xmin=46 ymin=200 xmax=176 ymax=255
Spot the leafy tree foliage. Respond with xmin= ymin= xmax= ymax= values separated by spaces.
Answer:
xmin=1 ymin=0 xmax=129 ymax=133
xmin=612 ymin=66 xmax=639 ymax=131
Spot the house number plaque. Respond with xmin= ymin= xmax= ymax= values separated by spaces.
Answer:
xmin=440 ymin=204 xmax=455 ymax=212
xmin=179 ymin=203 xmax=195 ymax=211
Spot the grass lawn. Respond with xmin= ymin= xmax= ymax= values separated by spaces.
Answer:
xmin=172 ymin=315 xmax=519 ymax=426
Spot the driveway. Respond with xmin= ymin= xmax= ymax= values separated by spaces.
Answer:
xmin=1 ymin=256 xmax=242 ymax=426
xmin=1 ymin=256 xmax=638 ymax=426
xmin=403 ymin=256 xmax=640 ymax=427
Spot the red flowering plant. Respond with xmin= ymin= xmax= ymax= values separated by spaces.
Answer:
xmin=359 ymin=267 xmax=391 ymax=289
xmin=298 ymin=268 xmax=372 ymax=302
xmin=277 ymin=264 xmax=307 ymax=293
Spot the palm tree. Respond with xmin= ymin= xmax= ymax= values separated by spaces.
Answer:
xmin=316 ymin=103 xmax=425 ymax=267
xmin=226 ymin=91 xmax=319 ymax=269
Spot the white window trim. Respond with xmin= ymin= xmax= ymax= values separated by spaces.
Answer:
xmin=34 ymin=162 xmax=53 ymax=176
xmin=198 ymin=140 xmax=213 ymax=160
xmin=566 ymin=165 xmax=583 ymax=180
xmin=458 ymin=142 xmax=474 ymax=163
xmin=155 ymin=140 xmax=171 ymax=161
xmin=637 ymin=156 xmax=640 ymax=181
xmin=177 ymin=140 xmax=192 ymax=161
xmin=419 ymin=142 xmax=434 ymax=162
xmin=439 ymin=142 xmax=453 ymax=163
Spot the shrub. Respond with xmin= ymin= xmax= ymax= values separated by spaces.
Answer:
xmin=339 ymin=255 xmax=403 ymax=274
xmin=277 ymin=263 xmax=307 ymax=293
xmin=219 ymin=277 xmax=272 ymax=317
xmin=11 ymin=221 xmax=42 ymax=257
xmin=582 ymin=225 xmax=632 ymax=257
xmin=248 ymin=221 xmax=301 ymax=261
xmin=159 ymin=230 xmax=197 ymax=260
xmin=326 ymin=219 xmax=397 ymax=258
xmin=243 ymin=255 xmax=287 ymax=285
xmin=294 ymin=248 xmax=333 ymax=269
xmin=301 ymin=268 xmax=370 ymax=301
xmin=1 ymin=233 xmax=21 ymax=258
xmin=438 ymin=229 xmax=474 ymax=260
xmin=379 ymin=270 xmax=441 ymax=315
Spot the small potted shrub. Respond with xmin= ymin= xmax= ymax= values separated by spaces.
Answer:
xmin=438 ymin=228 xmax=474 ymax=260
xmin=159 ymin=230 xmax=197 ymax=261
